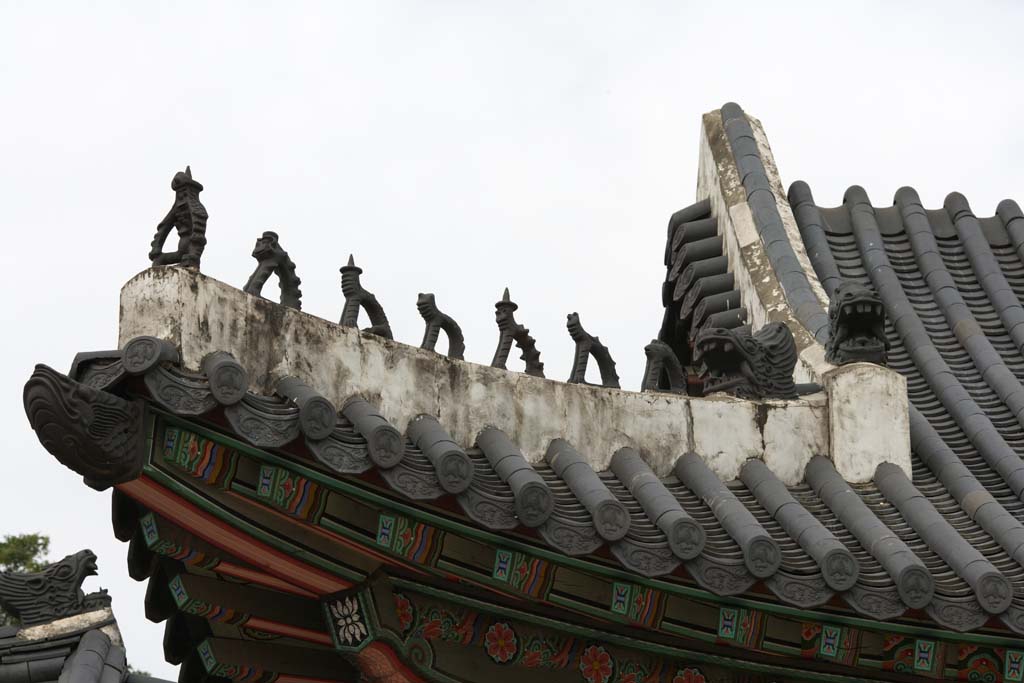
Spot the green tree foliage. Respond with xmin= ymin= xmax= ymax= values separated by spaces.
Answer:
xmin=0 ymin=533 xmax=50 ymax=573
xmin=0 ymin=533 xmax=50 ymax=626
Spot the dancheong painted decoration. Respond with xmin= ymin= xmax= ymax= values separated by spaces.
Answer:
xmin=13 ymin=103 xmax=1024 ymax=683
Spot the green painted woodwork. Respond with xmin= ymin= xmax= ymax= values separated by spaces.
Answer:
xmin=139 ymin=410 xmax=1024 ymax=681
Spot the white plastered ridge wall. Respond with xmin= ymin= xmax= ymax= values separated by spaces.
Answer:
xmin=696 ymin=108 xmax=910 ymax=481
xmin=120 ymin=267 xmax=827 ymax=484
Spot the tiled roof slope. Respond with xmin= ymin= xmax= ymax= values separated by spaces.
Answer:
xmin=49 ymin=323 xmax=1020 ymax=633
xmin=789 ymin=182 xmax=1024 ymax=634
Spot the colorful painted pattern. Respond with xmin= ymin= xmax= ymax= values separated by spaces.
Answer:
xmin=167 ymin=575 xmax=246 ymax=625
xmin=914 ymin=639 xmax=941 ymax=675
xmin=396 ymin=592 xmax=706 ymax=683
xmin=491 ymin=549 xmax=551 ymax=599
xmin=1007 ymin=649 xmax=1024 ymax=683
xmin=610 ymin=582 xmax=663 ymax=628
xmin=139 ymin=513 xmax=218 ymax=570
xmin=716 ymin=606 xmax=765 ymax=650
xmin=882 ymin=634 xmax=946 ymax=679
xmin=800 ymin=622 xmax=860 ymax=666
xmin=375 ymin=513 xmax=441 ymax=564
xmin=256 ymin=464 xmax=327 ymax=522
xmin=955 ymin=645 xmax=1001 ymax=682
xmin=162 ymin=426 xmax=238 ymax=487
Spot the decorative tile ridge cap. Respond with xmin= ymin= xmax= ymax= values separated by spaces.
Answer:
xmin=0 ymin=550 xmax=112 ymax=628
xmin=14 ymin=607 xmax=117 ymax=642
xmin=717 ymin=104 xmax=830 ymax=340
xmin=740 ymin=459 xmax=858 ymax=592
xmin=117 ymin=266 xmax=834 ymax=482
xmin=805 ymin=456 xmax=931 ymax=611
xmin=697 ymin=106 xmax=833 ymax=384
xmin=674 ymin=452 xmax=781 ymax=578
xmin=698 ymin=107 xmax=910 ymax=481
xmin=875 ymin=462 xmax=1014 ymax=616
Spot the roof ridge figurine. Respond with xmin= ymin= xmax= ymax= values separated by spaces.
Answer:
xmin=244 ymin=230 xmax=303 ymax=310
xmin=0 ymin=549 xmax=110 ymax=626
xmin=824 ymin=280 xmax=887 ymax=366
xmin=694 ymin=321 xmax=800 ymax=399
xmin=148 ymin=166 xmax=208 ymax=270
xmin=417 ymin=293 xmax=465 ymax=360
xmin=340 ymin=254 xmax=393 ymax=339
xmin=490 ymin=287 xmax=544 ymax=378
xmin=566 ymin=312 xmax=619 ymax=388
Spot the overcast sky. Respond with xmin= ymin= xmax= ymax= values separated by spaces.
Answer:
xmin=3 ymin=1 xmax=1024 ymax=676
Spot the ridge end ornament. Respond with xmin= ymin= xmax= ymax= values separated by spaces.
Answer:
xmin=340 ymin=255 xmax=393 ymax=339
xmin=23 ymin=364 xmax=144 ymax=490
xmin=244 ymin=230 xmax=303 ymax=309
xmin=490 ymin=288 xmax=544 ymax=378
xmin=825 ymin=280 xmax=888 ymax=365
xmin=0 ymin=549 xmax=111 ymax=626
xmin=695 ymin=322 xmax=802 ymax=399
xmin=149 ymin=166 xmax=208 ymax=270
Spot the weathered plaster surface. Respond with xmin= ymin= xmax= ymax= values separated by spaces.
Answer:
xmin=16 ymin=608 xmax=122 ymax=645
xmin=826 ymin=363 xmax=911 ymax=481
xmin=695 ymin=108 xmax=911 ymax=481
xmin=748 ymin=117 xmax=831 ymax=312
xmin=120 ymin=268 xmax=827 ymax=483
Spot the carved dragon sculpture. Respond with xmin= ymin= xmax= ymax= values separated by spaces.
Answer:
xmin=825 ymin=280 xmax=888 ymax=366
xmin=149 ymin=166 xmax=208 ymax=269
xmin=0 ymin=550 xmax=110 ymax=626
xmin=244 ymin=231 xmax=303 ymax=310
xmin=23 ymin=365 xmax=144 ymax=489
xmin=694 ymin=322 xmax=800 ymax=399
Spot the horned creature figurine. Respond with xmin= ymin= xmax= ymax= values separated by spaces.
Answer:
xmin=149 ymin=166 xmax=208 ymax=269
xmin=491 ymin=288 xmax=544 ymax=378
xmin=340 ymin=255 xmax=393 ymax=339
xmin=243 ymin=231 xmax=303 ymax=310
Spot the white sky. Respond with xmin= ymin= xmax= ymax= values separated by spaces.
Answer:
xmin=3 ymin=1 xmax=1024 ymax=676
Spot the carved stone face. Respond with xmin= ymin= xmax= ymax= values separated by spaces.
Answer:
xmin=416 ymin=293 xmax=437 ymax=317
xmin=495 ymin=304 xmax=513 ymax=327
xmin=253 ymin=232 xmax=279 ymax=260
xmin=566 ymin=312 xmax=582 ymax=336
xmin=825 ymin=281 xmax=887 ymax=366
